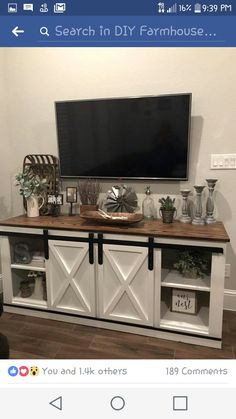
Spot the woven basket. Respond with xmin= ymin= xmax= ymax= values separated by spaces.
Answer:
xmin=23 ymin=154 xmax=60 ymax=215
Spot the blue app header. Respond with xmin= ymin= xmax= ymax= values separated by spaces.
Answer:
xmin=0 ymin=16 xmax=235 ymax=47
xmin=0 ymin=1 xmax=235 ymax=46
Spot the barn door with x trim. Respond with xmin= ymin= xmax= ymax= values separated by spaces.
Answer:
xmin=47 ymin=240 xmax=95 ymax=316
xmin=97 ymin=244 xmax=154 ymax=326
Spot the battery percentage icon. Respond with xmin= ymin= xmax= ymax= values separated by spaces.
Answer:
xmin=194 ymin=3 xmax=202 ymax=13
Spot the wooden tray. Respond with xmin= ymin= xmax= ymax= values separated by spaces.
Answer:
xmin=80 ymin=211 xmax=144 ymax=225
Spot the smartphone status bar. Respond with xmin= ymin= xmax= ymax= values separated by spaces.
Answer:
xmin=0 ymin=1 xmax=235 ymax=16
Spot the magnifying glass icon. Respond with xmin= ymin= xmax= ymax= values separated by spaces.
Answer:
xmin=40 ymin=27 xmax=49 ymax=36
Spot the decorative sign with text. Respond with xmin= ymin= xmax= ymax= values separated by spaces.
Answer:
xmin=48 ymin=194 xmax=64 ymax=205
xmin=171 ymin=289 xmax=197 ymax=315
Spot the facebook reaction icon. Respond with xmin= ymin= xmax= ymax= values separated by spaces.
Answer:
xmin=8 ymin=366 xmax=18 ymax=377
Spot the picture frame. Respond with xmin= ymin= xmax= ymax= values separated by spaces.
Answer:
xmin=66 ymin=187 xmax=77 ymax=203
xmin=171 ymin=288 xmax=197 ymax=315
xmin=47 ymin=194 xmax=63 ymax=206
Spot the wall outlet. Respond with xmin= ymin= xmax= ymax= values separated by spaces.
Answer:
xmin=225 ymin=264 xmax=231 ymax=278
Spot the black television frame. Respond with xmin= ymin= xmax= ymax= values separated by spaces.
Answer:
xmin=55 ymin=93 xmax=192 ymax=181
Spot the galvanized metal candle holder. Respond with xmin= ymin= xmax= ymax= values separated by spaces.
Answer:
xmin=192 ymin=185 xmax=205 ymax=225
xmin=179 ymin=189 xmax=192 ymax=223
xmin=205 ymin=179 xmax=218 ymax=224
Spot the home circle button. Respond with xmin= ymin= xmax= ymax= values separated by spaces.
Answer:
xmin=110 ymin=396 xmax=125 ymax=411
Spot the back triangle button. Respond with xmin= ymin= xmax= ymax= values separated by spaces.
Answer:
xmin=49 ymin=396 xmax=62 ymax=411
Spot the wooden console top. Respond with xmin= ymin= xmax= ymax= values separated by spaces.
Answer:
xmin=0 ymin=215 xmax=230 ymax=242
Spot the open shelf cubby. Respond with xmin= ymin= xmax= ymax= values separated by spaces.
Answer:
xmin=161 ymin=247 xmax=212 ymax=292
xmin=11 ymin=269 xmax=47 ymax=308
xmin=160 ymin=287 xmax=210 ymax=335
xmin=9 ymin=236 xmax=45 ymax=267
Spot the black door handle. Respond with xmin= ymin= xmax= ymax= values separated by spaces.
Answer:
xmin=88 ymin=233 xmax=94 ymax=264
xmin=43 ymin=229 xmax=49 ymax=260
xmin=148 ymin=237 xmax=154 ymax=271
xmin=98 ymin=233 xmax=103 ymax=265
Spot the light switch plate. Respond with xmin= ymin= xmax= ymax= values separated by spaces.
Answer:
xmin=211 ymin=154 xmax=236 ymax=169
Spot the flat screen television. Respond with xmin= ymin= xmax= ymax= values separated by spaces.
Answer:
xmin=55 ymin=93 xmax=192 ymax=180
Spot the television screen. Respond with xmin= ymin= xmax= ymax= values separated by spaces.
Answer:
xmin=55 ymin=93 xmax=192 ymax=180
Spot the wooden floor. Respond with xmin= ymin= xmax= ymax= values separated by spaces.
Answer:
xmin=0 ymin=310 xmax=236 ymax=359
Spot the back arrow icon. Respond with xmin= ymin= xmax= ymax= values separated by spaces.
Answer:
xmin=49 ymin=396 xmax=62 ymax=411
xmin=12 ymin=26 xmax=25 ymax=37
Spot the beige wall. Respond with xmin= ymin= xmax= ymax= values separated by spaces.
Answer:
xmin=0 ymin=48 xmax=235 ymax=297
xmin=0 ymin=50 xmax=12 ymax=219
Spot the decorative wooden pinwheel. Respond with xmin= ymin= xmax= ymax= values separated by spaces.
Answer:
xmin=104 ymin=185 xmax=138 ymax=213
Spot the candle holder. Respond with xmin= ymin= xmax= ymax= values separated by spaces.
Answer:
xmin=66 ymin=187 xmax=77 ymax=216
xmin=179 ymin=189 xmax=191 ymax=223
xmin=205 ymin=179 xmax=218 ymax=224
xmin=192 ymin=185 xmax=205 ymax=225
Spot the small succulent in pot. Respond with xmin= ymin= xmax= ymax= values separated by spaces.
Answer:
xmin=159 ymin=196 xmax=176 ymax=223
xmin=174 ymin=251 xmax=209 ymax=278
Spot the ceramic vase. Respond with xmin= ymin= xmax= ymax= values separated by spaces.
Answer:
xmin=26 ymin=195 xmax=44 ymax=217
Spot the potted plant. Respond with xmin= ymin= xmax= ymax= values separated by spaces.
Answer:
xmin=159 ymin=196 xmax=176 ymax=223
xmin=174 ymin=251 xmax=208 ymax=278
xmin=15 ymin=169 xmax=47 ymax=217
xmin=78 ymin=179 xmax=101 ymax=214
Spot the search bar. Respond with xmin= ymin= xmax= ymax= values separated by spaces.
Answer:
xmin=0 ymin=16 xmax=233 ymax=46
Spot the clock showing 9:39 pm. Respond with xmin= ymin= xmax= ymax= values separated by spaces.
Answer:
xmin=201 ymin=3 xmax=232 ymax=13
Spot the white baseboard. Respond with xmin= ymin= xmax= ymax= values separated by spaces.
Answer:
xmin=224 ymin=289 xmax=236 ymax=311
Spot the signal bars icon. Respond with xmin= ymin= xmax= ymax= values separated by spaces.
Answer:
xmin=166 ymin=3 xmax=177 ymax=13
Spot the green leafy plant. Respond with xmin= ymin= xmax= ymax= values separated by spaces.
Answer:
xmin=15 ymin=169 xmax=47 ymax=199
xmin=159 ymin=196 xmax=176 ymax=210
xmin=174 ymin=251 xmax=209 ymax=278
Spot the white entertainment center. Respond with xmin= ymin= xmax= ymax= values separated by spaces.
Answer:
xmin=0 ymin=215 xmax=229 ymax=349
